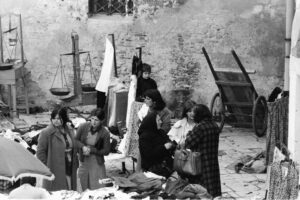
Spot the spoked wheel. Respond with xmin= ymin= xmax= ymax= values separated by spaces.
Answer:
xmin=210 ymin=92 xmax=225 ymax=132
xmin=252 ymin=95 xmax=268 ymax=137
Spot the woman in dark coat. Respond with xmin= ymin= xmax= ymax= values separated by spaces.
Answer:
xmin=143 ymin=89 xmax=172 ymax=136
xmin=138 ymin=112 xmax=175 ymax=177
xmin=184 ymin=104 xmax=221 ymax=198
xmin=37 ymin=107 xmax=78 ymax=191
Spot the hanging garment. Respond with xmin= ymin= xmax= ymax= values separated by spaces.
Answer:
xmin=266 ymin=97 xmax=289 ymax=165
xmin=273 ymin=146 xmax=286 ymax=163
xmin=137 ymin=103 xmax=149 ymax=121
xmin=108 ymin=89 xmax=128 ymax=127
xmin=96 ymin=37 xmax=114 ymax=95
xmin=124 ymin=101 xmax=144 ymax=159
xmin=126 ymin=75 xmax=137 ymax=128
xmin=132 ymin=55 xmax=143 ymax=77
xmin=267 ymin=161 xmax=299 ymax=200
xmin=265 ymin=147 xmax=286 ymax=196
xmin=97 ymin=91 xmax=106 ymax=109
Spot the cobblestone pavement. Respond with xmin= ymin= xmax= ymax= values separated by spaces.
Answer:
xmin=18 ymin=113 xmax=267 ymax=199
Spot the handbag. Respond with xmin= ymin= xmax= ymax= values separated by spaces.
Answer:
xmin=173 ymin=149 xmax=201 ymax=176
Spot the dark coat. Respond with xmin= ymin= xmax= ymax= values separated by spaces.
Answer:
xmin=138 ymin=112 xmax=171 ymax=171
xmin=185 ymin=119 xmax=221 ymax=198
xmin=75 ymin=122 xmax=111 ymax=165
xmin=136 ymin=77 xmax=157 ymax=101
xmin=36 ymin=124 xmax=78 ymax=191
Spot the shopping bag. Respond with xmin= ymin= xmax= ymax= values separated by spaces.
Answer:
xmin=173 ymin=149 xmax=201 ymax=176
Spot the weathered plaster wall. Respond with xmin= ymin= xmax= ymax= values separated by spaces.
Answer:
xmin=0 ymin=0 xmax=285 ymax=109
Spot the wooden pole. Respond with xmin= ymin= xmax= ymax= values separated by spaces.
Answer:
xmin=136 ymin=46 xmax=143 ymax=60
xmin=71 ymin=32 xmax=82 ymax=96
xmin=284 ymin=0 xmax=295 ymax=91
xmin=19 ymin=14 xmax=29 ymax=114
xmin=19 ymin=14 xmax=24 ymax=64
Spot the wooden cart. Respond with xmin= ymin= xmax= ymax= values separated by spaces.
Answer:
xmin=202 ymin=47 xmax=268 ymax=137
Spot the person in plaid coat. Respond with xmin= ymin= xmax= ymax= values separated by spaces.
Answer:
xmin=184 ymin=104 xmax=221 ymax=198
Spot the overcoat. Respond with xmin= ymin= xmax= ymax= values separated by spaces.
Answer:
xmin=185 ymin=119 xmax=221 ymax=198
xmin=138 ymin=112 xmax=172 ymax=173
xmin=75 ymin=122 xmax=111 ymax=165
xmin=36 ymin=124 xmax=78 ymax=191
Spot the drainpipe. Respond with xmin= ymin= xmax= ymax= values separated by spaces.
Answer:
xmin=284 ymin=0 xmax=295 ymax=91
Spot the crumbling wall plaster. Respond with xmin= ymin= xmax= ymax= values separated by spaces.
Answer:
xmin=0 ymin=0 xmax=285 ymax=109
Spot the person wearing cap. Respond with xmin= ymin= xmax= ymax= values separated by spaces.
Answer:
xmin=136 ymin=63 xmax=158 ymax=102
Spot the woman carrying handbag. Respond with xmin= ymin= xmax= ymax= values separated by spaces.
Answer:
xmin=183 ymin=104 xmax=222 ymax=198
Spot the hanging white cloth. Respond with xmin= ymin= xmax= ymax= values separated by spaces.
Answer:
xmin=289 ymin=0 xmax=300 ymax=186
xmin=137 ymin=103 xmax=149 ymax=121
xmin=126 ymin=75 xmax=137 ymax=128
xmin=96 ymin=37 xmax=115 ymax=95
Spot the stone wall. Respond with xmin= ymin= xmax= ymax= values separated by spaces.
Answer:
xmin=0 ymin=0 xmax=285 ymax=109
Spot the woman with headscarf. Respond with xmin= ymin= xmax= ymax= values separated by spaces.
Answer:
xmin=184 ymin=104 xmax=222 ymax=198
xmin=37 ymin=107 xmax=78 ymax=191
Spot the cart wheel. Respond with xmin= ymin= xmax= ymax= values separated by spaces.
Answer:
xmin=210 ymin=92 xmax=225 ymax=132
xmin=252 ymin=95 xmax=268 ymax=137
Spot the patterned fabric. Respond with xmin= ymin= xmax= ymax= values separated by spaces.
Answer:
xmin=267 ymin=161 xmax=299 ymax=200
xmin=0 ymin=180 xmax=11 ymax=190
xmin=124 ymin=101 xmax=144 ymax=159
xmin=184 ymin=119 xmax=221 ymax=198
xmin=266 ymin=97 xmax=289 ymax=165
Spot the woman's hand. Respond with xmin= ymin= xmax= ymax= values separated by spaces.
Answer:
xmin=164 ymin=142 xmax=173 ymax=150
xmin=82 ymin=146 xmax=90 ymax=156
xmin=156 ymin=115 xmax=162 ymax=130
xmin=66 ymin=122 xmax=74 ymax=130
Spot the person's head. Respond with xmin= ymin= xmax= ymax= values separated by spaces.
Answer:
xmin=89 ymin=108 xmax=105 ymax=129
xmin=191 ymin=104 xmax=212 ymax=123
xmin=142 ymin=63 xmax=151 ymax=79
xmin=143 ymin=89 xmax=166 ymax=111
xmin=181 ymin=100 xmax=196 ymax=120
xmin=50 ymin=107 xmax=71 ymax=128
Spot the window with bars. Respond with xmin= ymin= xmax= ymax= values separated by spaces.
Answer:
xmin=88 ymin=0 xmax=134 ymax=16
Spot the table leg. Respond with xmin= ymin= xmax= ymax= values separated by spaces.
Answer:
xmin=24 ymin=84 xmax=29 ymax=114
xmin=7 ymin=85 xmax=12 ymax=109
xmin=11 ymin=84 xmax=18 ymax=118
